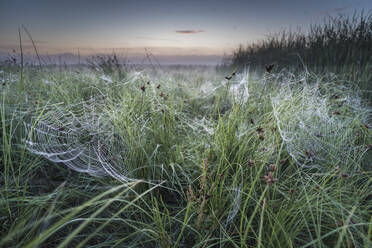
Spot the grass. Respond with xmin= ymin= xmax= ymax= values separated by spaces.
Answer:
xmin=0 ymin=61 xmax=371 ymax=247
xmin=0 ymin=10 xmax=371 ymax=247
xmin=226 ymin=11 xmax=372 ymax=101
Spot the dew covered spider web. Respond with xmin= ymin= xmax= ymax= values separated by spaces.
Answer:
xmin=23 ymin=98 xmax=133 ymax=182
xmin=21 ymin=71 xmax=218 ymax=182
xmin=21 ymin=70 xmax=370 ymax=181
xmin=272 ymin=77 xmax=370 ymax=172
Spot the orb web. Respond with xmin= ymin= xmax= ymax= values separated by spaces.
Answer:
xmin=23 ymin=99 xmax=132 ymax=182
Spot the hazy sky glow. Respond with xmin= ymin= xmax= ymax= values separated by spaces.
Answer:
xmin=1 ymin=0 xmax=372 ymax=64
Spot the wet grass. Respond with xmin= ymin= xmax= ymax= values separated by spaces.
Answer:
xmin=0 ymin=63 xmax=371 ymax=247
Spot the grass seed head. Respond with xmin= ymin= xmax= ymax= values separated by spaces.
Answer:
xmin=247 ymin=160 xmax=254 ymax=167
xmin=256 ymin=126 xmax=264 ymax=134
xmin=333 ymin=111 xmax=341 ymax=115
xmin=265 ymin=63 xmax=274 ymax=73
xmin=264 ymin=171 xmax=276 ymax=185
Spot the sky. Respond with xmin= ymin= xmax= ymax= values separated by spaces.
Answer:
xmin=1 ymin=0 xmax=371 ymax=64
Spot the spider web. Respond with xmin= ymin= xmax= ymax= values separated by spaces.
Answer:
xmin=23 ymin=99 xmax=132 ymax=182
xmin=272 ymin=79 xmax=369 ymax=172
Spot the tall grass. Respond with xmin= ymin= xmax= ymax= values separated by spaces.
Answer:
xmin=0 ymin=61 xmax=371 ymax=247
xmin=0 ymin=13 xmax=371 ymax=246
xmin=228 ymin=11 xmax=372 ymax=100
xmin=230 ymin=11 xmax=372 ymax=68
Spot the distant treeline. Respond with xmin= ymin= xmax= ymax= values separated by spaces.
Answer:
xmin=228 ymin=11 xmax=372 ymax=70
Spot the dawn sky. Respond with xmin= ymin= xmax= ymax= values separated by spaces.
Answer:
xmin=1 ymin=0 xmax=371 ymax=64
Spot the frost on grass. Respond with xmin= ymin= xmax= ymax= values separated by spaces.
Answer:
xmin=272 ymin=76 xmax=370 ymax=171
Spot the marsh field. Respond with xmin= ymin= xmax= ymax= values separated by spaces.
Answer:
xmin=1 ymin=13 xmax=372 ymax=248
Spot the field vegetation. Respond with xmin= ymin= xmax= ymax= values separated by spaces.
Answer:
xmin=1 ymin=12 xmax=372 ymax=248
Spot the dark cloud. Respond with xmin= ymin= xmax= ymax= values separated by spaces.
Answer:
xmin=175 ymin=30 xmax=205 ymax=34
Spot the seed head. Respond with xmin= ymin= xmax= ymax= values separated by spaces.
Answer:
xmin=305 ymin=150 xmax=313 ymax=158
xmin=264 ymin=171 xmax=276 ymax=185
xmin=341 ymin=173 xmax=349 ymax=178
xmin=247 ymin=160 xmax=254 ymax=167
xmin=265 ymin=64 xmax=274 ymax=73
xmin=333 ymin=111 xmax=341 ymax=115
xmin=256 ymin=127 xmax=264 ymax=134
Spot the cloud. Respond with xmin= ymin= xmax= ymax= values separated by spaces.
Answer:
xmin=175 ymin=30 xmax=205 ymax=34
